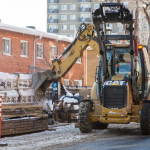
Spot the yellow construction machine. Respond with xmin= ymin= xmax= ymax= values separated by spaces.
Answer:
xmin=33 ymin=3 xmax=150 ymax=135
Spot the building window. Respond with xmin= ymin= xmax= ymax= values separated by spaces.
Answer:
xmin=70 ymin=4 xmax=76 ymax=10
xmin=36 ymin=43 xmax=43 ymax=59
xmin=61 ymin=15 xmax=67 ymax=20
xmin=74 ymin=80 xmax=82 ymax=87
xmin=70 ymin=25 xmax=76 ymax=30
xmin=81 ymin=3 xmax=91 ymax=8
xmin=80 ymin=14 xmax=90 ymax=18
xmin=76 ymin=57 xmax=82 ymax=63
xmin=51 ymin=46 xmax=57 ymax=60
xmin=61 ymin=25 xmax=67 ymax=30
xmin=49 ymin=15 xmax=58 ymax=19
xmin=20 ymin=40 xmax=28 ymax=57
xmin=94 ymin=3 xmax=99 ymax=9
xmin=70 ymin=15 xmax=76 ymax=20
xmin=49 ymin=5 xmax=58 ymax=10
xmin=64 ymin=79 xmax=69 ymax=86
xmin=61 ymin=5 xmax=67 ymax=10
xmin=3 ymin=38 xmax=11 ymax=55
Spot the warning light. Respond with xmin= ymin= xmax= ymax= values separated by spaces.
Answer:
xmin=138 ymin=45 xmax=143 ymax=49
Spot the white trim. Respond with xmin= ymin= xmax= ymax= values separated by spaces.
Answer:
xmin=20 ymin=55 xmax=28 ymax=58
xmin=61 ymin=15 xmax=67 ymax=20
xmin=2 ymin=37 xmax=11 ymax=55
xmin=0 ymin=23 xmax=73 ymax=43
xmin=64 ymin=79 xmax=69 ymax=86
xmin=36 ymin=43 xmax=43 ymax=59
xmin=61 ymin=5 xmax=67 ymax=10
xmin=20 ymin=40 xmax=28 ymax=57
xmin=76 ymin=57 xmax=82 ymax=64
xmin=74 ymin=80 xmax=82 ymax=87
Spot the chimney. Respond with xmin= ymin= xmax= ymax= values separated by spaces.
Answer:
xmin=26 ymin=26 xmax=36 ymax=29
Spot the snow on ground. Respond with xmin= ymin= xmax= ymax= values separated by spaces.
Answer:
xmin=42 ymin=87 xmax=79 ymax=111
xmin=1 ymin=122 xmax=141 ymax=150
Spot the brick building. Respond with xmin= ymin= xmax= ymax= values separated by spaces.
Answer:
xmin=0 ymin=23 xmax=86 ymax=86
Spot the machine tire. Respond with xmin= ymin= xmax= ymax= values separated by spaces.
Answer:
xmin=92 ymin=121 xmax=108 ymax=129
xmin=78 ymin=101 xmax=92 ymax=133
xmin=140 ymin=102 xmax=150 ymax=135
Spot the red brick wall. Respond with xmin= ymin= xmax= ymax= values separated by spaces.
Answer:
xmin=0 ymin=29 xmax=86 ymax=86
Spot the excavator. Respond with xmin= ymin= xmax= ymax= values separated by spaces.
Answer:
xmin=33 ymin=3 xmax=150 ymax=135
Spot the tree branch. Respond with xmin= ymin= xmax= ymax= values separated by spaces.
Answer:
xmin=141 ymin=0 xmax=150 ymax=26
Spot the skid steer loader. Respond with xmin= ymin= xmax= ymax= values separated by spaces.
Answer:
xmin=32 ymin=3 xmax=150 ymax=135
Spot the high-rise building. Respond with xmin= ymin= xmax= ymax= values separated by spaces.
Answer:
xmin=47 ymin=0 xmax=101 ymax=38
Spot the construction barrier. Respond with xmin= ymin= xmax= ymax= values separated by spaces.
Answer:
xmin=0 ymin=96 xmax=1 ymax=140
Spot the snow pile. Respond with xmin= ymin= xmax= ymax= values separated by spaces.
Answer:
xmin=18 ymin=74 xmax=32 ymax=89
xmin=0 ymin=72 xmax=35 ymax=103
xmin=0 ymin=72 xmax=18 ymax=81
xmin=42 ymin=99 xmax=53 ymax=111
xmin=19 ymin=89 xmax=34 ymax=96
xmin=19 ymin=74 xmax=32 ymax=80
xmin=0 ymin=90 xmax=19 ymax=103
xmin=42 ymin=87 xmax=79 ymax=112
xmin=57 ymin=87 xmax=79 ymax=110
xmin=0 ymin=72 xmax=18 ymax=90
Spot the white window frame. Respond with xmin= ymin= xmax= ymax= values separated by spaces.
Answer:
xmin=70 ymin=4 xmax=76 ymax=10
xmin=49 ymin=15 xmax=58 ymax=20
xmin=64 ymin=79 xmax=69 ymax=86
xmin=49 ymin=25 xmax=58 ymax=29
xmin=20 ymin=40 xmax=28 ymax=57
xmin=61 ymin=25 xmax=67 ymax=30
xmin=70 ymin=25 xmax=75 ymax=30
xmin=80 ymin=14 xmax=90 ymax=18
xmin=51 ymin=46 xmax=57 ymax=60
xmin=61 ymin=15 xmax=67 ymax=20
xmin=2 ymin=38 xmax=11 ymax=55
xmin=94 ymin=3 xmax=99 ymax=9
xmin=49 ymin=5 xmax=58 ymax=10
xmin=70 ymin=15 xmax=76 ymax=20
xmin=76 ymin=57 xmax=82 ymax=64
xmin=36 ymin=43 xmax=43 ymax=59
xmin=81 ymin=3 xmax=91 ymax=8
xmin=61 ymin=5 xmax=67 ymax=10
xmin=74 ymin=80 xmax=82 ymax=87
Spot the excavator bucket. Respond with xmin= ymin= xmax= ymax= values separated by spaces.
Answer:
xmin=32 ymin=69 xmax=55 ymax=93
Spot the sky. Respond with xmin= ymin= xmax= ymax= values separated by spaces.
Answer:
xmin=0 ymin=0 xmax=47 ymax=32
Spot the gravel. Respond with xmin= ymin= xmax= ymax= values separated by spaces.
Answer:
xmin=0 ymin=122 xmax=141 ymax=150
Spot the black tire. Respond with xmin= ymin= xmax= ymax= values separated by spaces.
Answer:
xmin=140 ymin=102 xmax=150 ymax=135
xmin=92 ymin=121 xmax=108 ymax=129
xmin=78 ymin=101 xmax=92 ymax=133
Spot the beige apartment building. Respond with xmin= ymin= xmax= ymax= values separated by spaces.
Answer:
xmin=47 ymin=0 xmax=102 ymax=38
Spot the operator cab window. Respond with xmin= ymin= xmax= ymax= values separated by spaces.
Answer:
xmin=115 ymin=48 xmax=131 ymax=74
xmin=106 ymin=47 xmax=131 ymax=75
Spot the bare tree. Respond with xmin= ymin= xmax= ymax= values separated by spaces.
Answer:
xmin=140 ymin=0 xmax=150 ymax=50
xmin=135 ymin=0 xmax=140 ymax=43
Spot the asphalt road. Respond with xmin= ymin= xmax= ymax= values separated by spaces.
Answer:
xmin=1 ymin=123 xmax=150 ymax=150
xmin=60 ymin=123 xmax=150 ymax=150
xmin=61 ymin=135 xmax=150 ymax=150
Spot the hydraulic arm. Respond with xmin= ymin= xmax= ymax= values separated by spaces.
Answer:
xmin=33 ymin=23 xmax=100 ymax=93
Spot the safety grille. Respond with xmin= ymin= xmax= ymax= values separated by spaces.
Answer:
xmin=102 ymin=86 xmax=127 ymax=109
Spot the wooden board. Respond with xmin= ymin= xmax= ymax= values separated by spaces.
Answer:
xmin=1 ymin=115 xmax=48 ymax=136
xmin=2 ymin=104 xmax=43 ymax=119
